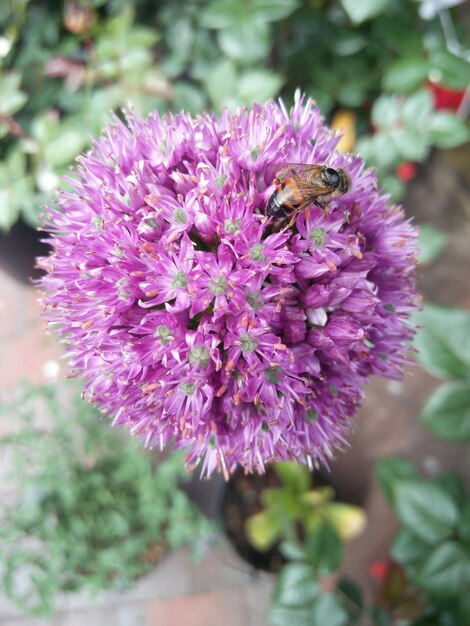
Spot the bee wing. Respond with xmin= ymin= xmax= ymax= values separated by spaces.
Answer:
xmin=266 ymin=163 xmax=331 ymax=204
xmin=264 ymin=162 xmax=320 ymax=184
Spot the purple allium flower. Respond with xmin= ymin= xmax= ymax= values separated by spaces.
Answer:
xmin=38 ymin=92 xmax=419 ymax=477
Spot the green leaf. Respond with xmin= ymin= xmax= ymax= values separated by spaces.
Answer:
xmin=332 ymin=33 xmax=368 ymax=57
xmin=413 ymin=305 xmax=470 ymax=379
xmin=305 ymin=523 xmax=343 ymax=574
xmin=200 ymin=0 xmax=299 ymax=27
xmin=199 ymin=0 xmax=249 ymax=28
xmin=417 ymin=224 xmax=447 ymax=265
xmin=336 ymin=577 xmax=364 ymax=624
xmin=0 ymin=150 xmax=34 ymax=230
xmin=375 ymin=457 xmax=417 ymax=508
xmin=391 ymin=128 xmax=430 ymax=162
xmin=245 ymin=510 xmax=283 ymax=551
xmin=274 ymin=462 xmax=311 ymax=493
xmin=434 ymin=472 xmax=466 ymax=509
xmin=203 ymin=59 xmax=238 ymax=109
xmin=271 ymin=565 xmax=348 ymax=626
xmin=262 ymin=486 xmax=302 ymax=520
xmin=371 ymin=95 xmax=399 ymax=130
xmin=237 ymin=69 xmax=283 ymax=104
xmin=383 ymin=58 xmax=430 ymax=94
xmin=393 ymin=479 xmax=460 ymax=544
xmin=217 ymin=19 xmax=270 ymax=62
xmin=270 ymin=593 xmax=348 ymax=626
xmin=126 ymin=27 xmax=160 ymax=49
xmin=172 ymin=82 xmax=206 ymax=114
xmin=0 ymin=88 xmax=27 ymax=116
xmin=43 ymin=126 xmax=88 ymax=167
xmin=428 ymin=113 xmax=470 ymax=149
xmin=0 ymin=187 xmax=21 ymax=230
xmin=279 ymin=540 xmax=306 ymax=561
xmin=391 ymin=527 xmax=430 ymax=565
xmin=310 ymin=592 xmax=349 ymax=626
xmin=381 ymin=175 xmax=405 ymax=202
xmin=251 ymin=0 xmax=300 ymax=21
xmin=415 ymin=541 xmax=470 ymax=597
xmin=356 ymin=133 xmax=400 ymax=170
xmin=273 ymin=562 xmax=319 ymax=606
xmin=340 ymin=0 xmax=389 ymax=24
xmin=401 ymin=89 xmax=434 ymax=125
xmin=0 ymin=72 xmax=27 ymax=116
xmin=459 ymin=501 xmax=470 ymax=543
xmin=429 ymin=49 xmax=470 ymax=91
xmin=321 ymin=503 xmax=366 ymax=541
xmin=31 ymin=113 xmax=61 ymax=145
xmin=420 ymin=381 xmax=470 ymax=441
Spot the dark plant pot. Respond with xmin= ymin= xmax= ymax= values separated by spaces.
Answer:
xmin=0 ymin=219 xmax=51 ymax=284
xmin=221 ymin=465 xmax=286 ymax=572
xmin=182 ymin=470 xmax=227 ymax=521
xmin=183 ymin=466 xmax=288 ymax=571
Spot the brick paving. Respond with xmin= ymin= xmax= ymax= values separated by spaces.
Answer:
xmin=0 ymin=545 xmax=273 ymax=625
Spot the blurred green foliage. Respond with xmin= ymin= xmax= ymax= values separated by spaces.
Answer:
xmin=0 ymin=382 xmax=213 ymax=616
xmin=269 ymin=458 xmax=470 ymax=626
xmin=0 ymin=0 xmax=469 ymax=226
xmin=413 ymin=304 xmax=470 ymax=441
xmin=374 ymin=458 xmax=470 ymax=625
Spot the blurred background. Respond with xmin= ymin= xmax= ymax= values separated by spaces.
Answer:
xmin=0 ymin=1 xmax=469 ymax=625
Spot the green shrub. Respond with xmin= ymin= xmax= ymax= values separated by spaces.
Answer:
xmin=0 ymin=381 xmax=213 ymax=616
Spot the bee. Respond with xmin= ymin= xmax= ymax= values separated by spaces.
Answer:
xmin=266 ymin=163 xmax=351 ymax=226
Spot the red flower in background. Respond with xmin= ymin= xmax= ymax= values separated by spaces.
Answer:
xmin=369 ymin=560 xmax=390 ymax=581
xmin=427 ymin=80 xmax=466 ymax=111
xmin=396 ymin=162 xmax=417 ymax=182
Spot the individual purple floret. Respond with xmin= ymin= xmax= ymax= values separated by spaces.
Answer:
xmin=38 ymin=92 xmax=419 ymax=477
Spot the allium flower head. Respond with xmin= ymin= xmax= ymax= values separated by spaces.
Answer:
xmin=39 ymin=92 xmax=419 ymax=477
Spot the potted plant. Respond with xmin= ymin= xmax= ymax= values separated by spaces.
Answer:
xmin=0 ymin=382 xmax=213 ymax=617
xmin=222 ymin=462 xmax=366 ymax=573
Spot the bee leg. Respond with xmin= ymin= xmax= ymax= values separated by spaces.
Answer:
xmin=314 ymin=198 xmax=330 ymax=217
xmin=287 ymin=210 xmax=300 ymax=228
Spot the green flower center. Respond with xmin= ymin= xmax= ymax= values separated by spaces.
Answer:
xmin=224 ymin=218 xmax=242 ymax=234
xmin=215 ymin=174 xmax=227 ymax=188
xmin=246 ymin=291 xmax=263 ymax=310
xmin=209 ymin=276 xmax=227 ymax=295
xmin=240 ymin=333 xmax=258 ymax=352
xmin=264 ymin=366 xmax=283 ymax=384
xmin=155 ymin=325 xmax=173 ymax=345
xmin=328 ymin=384 xmax=338 ymax=397
xmin=173 ymin=208 xmax=187 ymax=224
xmin=172 ymin=271 xmax=188 ymax=289
xmin=189 ymin=345 xmax=210 ymax=368
xmin=180 ymin=382 xmax=196 ymax=395
xmin=306 ymin=409 xmax=318 ymax=422
xmin=249 ymin=243 xmax=266 ymax=261
xmin=116 ymin=277 xmax=130 ymax=299
xmin=145 ymin=217 xmax=158 ymax=229
xmin=309 ymin=227 xmax=326 ymax=247
xmin=92 ymin=216 xmax=104 ymax=231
